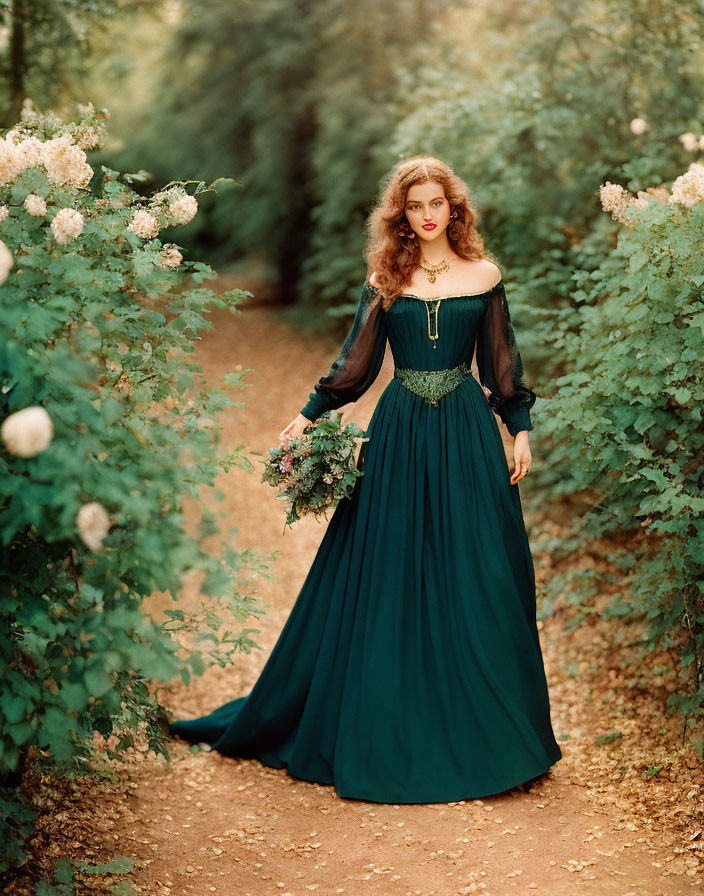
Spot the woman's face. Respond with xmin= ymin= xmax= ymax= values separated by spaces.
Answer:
xmin=404 ymin=180 xmax=451 ymax=242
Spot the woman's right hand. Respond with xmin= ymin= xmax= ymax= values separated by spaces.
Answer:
xmin=279 ymin=413 xmax=313 ymax=446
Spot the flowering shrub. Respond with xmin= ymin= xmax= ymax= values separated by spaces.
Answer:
xmin=0 ymin=102 xmax=271 ymax=881
xmin=542 ymin=132 xmax=704 ymax=754
xmin=261 ymin=411 xmax=368 ymax=527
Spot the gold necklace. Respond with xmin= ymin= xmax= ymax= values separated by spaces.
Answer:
xmin=419 ymin=256 xmax=454 ymax=283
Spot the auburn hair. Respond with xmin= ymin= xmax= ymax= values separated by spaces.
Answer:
xmin=364 ymin=155 xmax=493 ymax=312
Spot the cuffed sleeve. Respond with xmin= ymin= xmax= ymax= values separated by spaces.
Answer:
xmin=475 ymin=279 xmax=536 ymax=437
xmin=300 ymin=280 xmax=387 ymax=422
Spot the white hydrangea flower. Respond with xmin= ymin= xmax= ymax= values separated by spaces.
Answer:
xmin=599 ymin=181 xmax=627 ymax=210
xmin=128 ymin=209 xmax=160 ymax=239
xmin=16 ymin=136 xmax=44 ymax=172
xmin=668 ymin=162 xmax=704 ymax=208
xmin=629 ymin=118 xmax=648 ymax=135
xmin=0 ymin=137 xmax=22 ymax=185
xmin=678 ymin=132 xmax=700 ymax=153
xmin=169 ymin=194 xmax=198 ymax=225
xmin=76 ymin=127 xmax=101 ymax=151
xmin=42 ymin=133 xmax=93 ymax=188
xmin=0 ymin=238 xmax=13 ymax=284
xmin=23 ymin=193 xmax=47 ymax=217
xmin=159 ymin=243 xmax=183 ymax=268
xmin=51 ymin=207 xmax=85 ymax=245
xmin=599 ymin=181 xmax=634 ymax=224
xmin=0 ymin=203 xmax=9 ymax=223
xmin=1 ymin=406 xmax=54 ymax=457
xmin=76 ymin=502 xmax=111 ymax=552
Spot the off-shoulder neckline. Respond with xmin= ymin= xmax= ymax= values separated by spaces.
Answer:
xmin=367 ymin=277 xmax=503 ymax=301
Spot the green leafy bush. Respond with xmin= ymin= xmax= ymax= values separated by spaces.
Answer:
xmin=0 ymin=102 xmax=272 ymax=880
xmin=542 ymin=156 xmax=704 ymax=752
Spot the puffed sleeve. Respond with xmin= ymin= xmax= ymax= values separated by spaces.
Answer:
xmin=475 ymin=279 xmax=537 ymax=437
xmin=300 ymin=280 xmax=387 ymax=422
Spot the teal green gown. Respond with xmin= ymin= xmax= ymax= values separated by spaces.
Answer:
xmin=169 ymin=274 xmax=563 ymax=803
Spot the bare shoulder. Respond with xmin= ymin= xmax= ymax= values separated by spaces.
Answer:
xmin=454 ymin=258 xmax=502 ymax=291
xmin=479 ymin=258 xmax=502 ymax=284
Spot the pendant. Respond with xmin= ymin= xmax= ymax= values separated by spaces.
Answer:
xmin=425 ymin=298 xmax=440 ymax=347
xmin=420 ymin=258 xmax=451 ymax=283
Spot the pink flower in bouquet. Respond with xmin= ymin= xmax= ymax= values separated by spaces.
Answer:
xmin=322 ymin=473 xmax=334 ymax=484
xmin=280 ymin=453 xmax=294 ymax=472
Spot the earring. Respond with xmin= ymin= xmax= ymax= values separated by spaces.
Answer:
xmin=399 ymin=223 xmax=416 ymax=241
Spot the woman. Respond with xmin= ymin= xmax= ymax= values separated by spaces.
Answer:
xmin=169 ymin=156 xmax=563 ymax=803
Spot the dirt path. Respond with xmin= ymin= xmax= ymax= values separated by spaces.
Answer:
xmin=14 ymin=289 xmax=702 ymax=895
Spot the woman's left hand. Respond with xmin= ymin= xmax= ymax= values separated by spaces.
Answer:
xmin=510 ymin=431 xmax=532 ymax=484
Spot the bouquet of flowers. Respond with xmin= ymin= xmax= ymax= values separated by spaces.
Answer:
xmin=261 ymin=410 xmax=369 ymax=529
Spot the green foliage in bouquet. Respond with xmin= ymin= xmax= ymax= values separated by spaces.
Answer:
xmin=541 ymin=155 xmax=704 ymax=753
xmin=261 ymin=411 xmax=369 ymax=529
xmin=0 ymin=102 xmax=273 ymax=881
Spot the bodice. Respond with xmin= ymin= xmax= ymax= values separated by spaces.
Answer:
xmin=385 ymin=293 xmax=492 ymax=371
xmin=299 ymin=277 xmax=537 ymax=437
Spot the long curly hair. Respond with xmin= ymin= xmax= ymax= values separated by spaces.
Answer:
xmin=364 ymin=156 xmax=491 ymax=312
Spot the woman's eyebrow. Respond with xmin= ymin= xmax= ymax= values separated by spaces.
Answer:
xmin=406 ymin=196 xmax=444 ymax=204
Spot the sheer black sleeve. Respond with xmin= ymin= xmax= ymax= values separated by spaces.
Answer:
xmin=475 ymin=279 xmax=536 ymax=437
xmin=300 ymin=280 xmax=387 ymax=422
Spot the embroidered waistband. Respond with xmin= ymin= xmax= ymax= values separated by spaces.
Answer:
xmin=393 ymin=362 xmax=472 ymax=406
